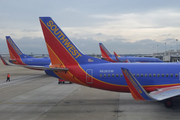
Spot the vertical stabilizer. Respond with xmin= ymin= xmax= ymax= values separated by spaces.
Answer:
xmin=39 ymin=17 xmax=108 ymax=67
xmin=6 ymin=36 xmax=33 ymax=59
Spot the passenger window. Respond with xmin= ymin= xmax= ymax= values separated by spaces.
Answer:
xmin=141 ymin=74 xmax=143 ymax=77
xmin=157 ymin=74 xmax=160 ymax=77
xmin=161 ymin=74 xmax=164 ymax=77
xmin=112 ymin=74 xmax=114 ymax=77
xmin=176 ymin=74 xmax=178 ymax=77
xmin=149 ymin=74 xmax=152 ymax=77
xmin=133 ymin=74 xmax=135 ymax=77
xmin=108 ymin=74 xmax=110 ymax=77
xmin=145 ymin=74 xmax=147 ymax=77
xmin=136 ymin=74 xmax=139 ymax=77
xmin=166 ymin=74 xmax=169 ymax=77
xmin=120 ymin=74 xmax=123 ymax=77
xmin=153 ymin=74 xmax=156 ymax=77
xmin=104 ymin=74 xmax=106 ymax=77
xmin=116 ymin=74 xmax=119 ymax=77
xmin=100 ymin=74 xmax=102 ymax=77
xmin=170 ymin=74 xmax=173 ymax=77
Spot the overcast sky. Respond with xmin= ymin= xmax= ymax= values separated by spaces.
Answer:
xmin=1 ymin=0 xmax=180 ymax=55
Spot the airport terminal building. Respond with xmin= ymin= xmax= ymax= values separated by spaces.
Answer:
xmin=153 ymin=50 xmax=180 ymax=62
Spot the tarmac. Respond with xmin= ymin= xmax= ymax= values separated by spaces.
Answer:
xmin=0 ymin=61 xmax=180 ymax=120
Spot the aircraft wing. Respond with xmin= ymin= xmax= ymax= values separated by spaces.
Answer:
xmin=0 ymin=55 xmax=68 ymax=71
xmin=149 ymin=86 xmax=180 ymax=101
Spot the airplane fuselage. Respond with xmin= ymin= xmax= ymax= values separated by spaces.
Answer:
xmin=47 ymin=62 xmax=180 ymax=92
xmin=9 ymin=57 xmax=51 ymax=66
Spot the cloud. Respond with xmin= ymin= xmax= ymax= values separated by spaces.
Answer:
xmin=0 ymin=37 xmax=47 ymax=54
xmin=1 ymin=0 xmax=180 ymax=55
xmin=0 ymin=36 xmax=178 ymax=55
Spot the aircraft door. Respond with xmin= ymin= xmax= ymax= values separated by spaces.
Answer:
xmin=86 ymin=69 xmax=93 ymax=84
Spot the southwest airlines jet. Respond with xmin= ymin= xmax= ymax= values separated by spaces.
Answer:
xmin=99 ymin=43 xmax=163 ymax=62
xmin=37 ymin=17 xmax=180 ymax=107
xmin=6 ymin=36 xmax=51 ymax=66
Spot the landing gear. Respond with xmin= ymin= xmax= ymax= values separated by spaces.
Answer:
xmin=164 ymin=99 xmax=173 ymax=108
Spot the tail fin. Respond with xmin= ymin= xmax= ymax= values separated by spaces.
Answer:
xmin=39 ymin=17 xmax=108 ymax=66
xmin=99 ymin=43 xmax=113 ymax=58
xmin=6 ymin=36 xmax=33 ymax=60
xmin=121 ymin=68 xmax=154 ymax=101
xmin=114 ymin=52 xmax=120 ymax=62
xmin=99 ymin=43 xmax=117 ymax=62
xmin=114 ymin=51 xmax=120 ymax=57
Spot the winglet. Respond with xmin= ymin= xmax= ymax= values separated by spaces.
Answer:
xmin=0 ymin=55 xmax=9 ymax=66
xmin=121 ymin=68 xmax=155 ymax=101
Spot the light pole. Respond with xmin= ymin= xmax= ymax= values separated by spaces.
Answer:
xmin=176 ymin=39 xmax=178 ymax=51
xmin=165 ymin=43 xmax=166 ymax=52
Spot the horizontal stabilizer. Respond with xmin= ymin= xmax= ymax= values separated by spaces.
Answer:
xmin=1 ymin=59 xmax=68 ymax=71
xmin=21 ymin=65 xmax=69 ymax=71
xmin=0 ymin=55 xmax=9 ymax=66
